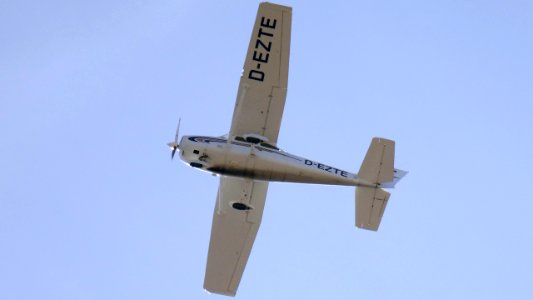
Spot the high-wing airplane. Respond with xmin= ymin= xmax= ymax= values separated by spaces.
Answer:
xmin=168 ymin=2 xmax=406 ymax=297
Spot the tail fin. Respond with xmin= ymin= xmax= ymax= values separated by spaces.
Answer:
xmin=358 ymin=137 xmax=395 ymax=184
xmin=355 ymin=137 xmax=406 ymax=231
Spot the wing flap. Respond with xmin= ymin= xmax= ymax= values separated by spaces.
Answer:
xmin=204 ymin=177 xmax=268 ymax=296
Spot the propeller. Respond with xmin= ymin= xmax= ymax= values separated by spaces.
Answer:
xmin=167 ymin=118 xmax=181 ymax=160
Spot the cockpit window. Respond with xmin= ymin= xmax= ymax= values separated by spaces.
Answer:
xmin=260 ymin=142 xmax=279 ymax=150
xmin=234 ymin=136 xmax=278 ymax=150
xmin=245 ymin=136 xmax=262 ymax=144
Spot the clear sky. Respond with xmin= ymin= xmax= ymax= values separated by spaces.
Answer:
xmin=1 ymin=1 xmax=533 ymax=299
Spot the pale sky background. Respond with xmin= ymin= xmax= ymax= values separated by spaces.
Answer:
xmin=1 ymin=1 xmax=533 ymax=299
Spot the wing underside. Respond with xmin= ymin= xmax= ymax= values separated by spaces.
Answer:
xmin=229 ymin=2 xmax=292 ymax=144
xmin=204 ymin=178 xmax=268 ymax=296
xmin=204 ymin=3 xmax=292 ymax=296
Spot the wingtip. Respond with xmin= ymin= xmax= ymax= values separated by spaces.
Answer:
xmin=203 ymin=287 xmax=236 ymax=297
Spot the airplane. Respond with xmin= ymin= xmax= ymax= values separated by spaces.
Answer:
xmin=168 ymin=2 xmax=407 ymax=297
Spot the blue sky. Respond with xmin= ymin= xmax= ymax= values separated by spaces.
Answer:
xmin=1 ymin=1 xmax=533 ymax=299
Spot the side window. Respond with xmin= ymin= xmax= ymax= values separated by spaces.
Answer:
xmin=260 ymin=142 xmax=279 ymax=150
xmin=245 ymin=136 xmax=262 ymax=144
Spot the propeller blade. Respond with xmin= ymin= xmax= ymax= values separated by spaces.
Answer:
xmin=171 ymin=147 xmax=178 ymax=159
xmin=168 ymin=118 xmax=181 ymax=160
xmin=167 ymin=142 xmax=178 ymax=159
xmin=174 ymin=118 xmax=181 ymax=144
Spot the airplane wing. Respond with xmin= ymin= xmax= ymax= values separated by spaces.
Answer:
xmin=204 ymin=177 xmax=269 ymax=296
xmin=204 ymin=3 xmax=291 ymax=295
xmin=229 ymin=2 xmax=292 ymax=144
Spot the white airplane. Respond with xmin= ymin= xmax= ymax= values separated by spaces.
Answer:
xmin=168 ymin=2 xmax=406 ymax=297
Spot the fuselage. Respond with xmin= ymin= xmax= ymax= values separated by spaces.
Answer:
xmin=178 ymin=135 xmax=375 ymax=187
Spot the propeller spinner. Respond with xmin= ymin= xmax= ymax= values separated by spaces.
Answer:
xmin=167 ymin=118 xmax=181 ymax=159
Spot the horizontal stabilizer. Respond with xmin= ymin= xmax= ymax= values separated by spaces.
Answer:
xmin=356 ymin=187 xmax=390 ymax=231
xmin=358 ymin=138 xmax=395 ymax=184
